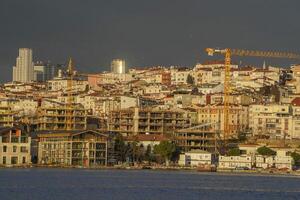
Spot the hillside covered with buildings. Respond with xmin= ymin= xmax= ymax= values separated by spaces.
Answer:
xmin=1 ymin=48 xmax=300 ymax=171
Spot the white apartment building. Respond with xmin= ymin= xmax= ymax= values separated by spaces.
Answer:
xmin=171 ymin=68 xmax=191 ymax=85
xmin=13 ymin=48 xmax=34 ymax=83
xmin=47 ymin=78 xmax=89 ymax=92
xmin=194 ymin=61 xmax=238 ymax=85
xmin=249 ymin=104 xmax=300 ymax=139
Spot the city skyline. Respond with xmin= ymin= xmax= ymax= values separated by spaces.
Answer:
xmin=1 ymin=0 xmax=300 ymax=82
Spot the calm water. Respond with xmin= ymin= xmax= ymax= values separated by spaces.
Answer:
xmin=0 ymin=169 xmax=299 ymax=200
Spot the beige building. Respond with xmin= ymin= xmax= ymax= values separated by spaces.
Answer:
xmin=37 ymin=130 xmax=108 ymax=167
xmin=197 ymin=104 xmax=249 ymax=138
xmin=0 ymin=127 xmax=31 ymax=166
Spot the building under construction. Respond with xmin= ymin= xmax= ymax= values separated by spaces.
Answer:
xmin=37 ymin=105 xmax=87 ymax=131
xmin=175 ymin=124 xmax=217 ymax=153
xmin=107 ymin=107 xmax=194 ymax=136
xmin=0 ymin=106 xmax=16 ymax=127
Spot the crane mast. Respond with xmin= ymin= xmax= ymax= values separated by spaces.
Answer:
xmin=205 ymin=47 xmax=300 ymax=148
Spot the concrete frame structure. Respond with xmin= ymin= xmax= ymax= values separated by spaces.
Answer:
xmin=37 ymin=105 xmax=87 ymax=131
xmin=0 ymin=106 xmax=15 ymax=127
xmin=108 ymin=107 xmax=192 ymax=136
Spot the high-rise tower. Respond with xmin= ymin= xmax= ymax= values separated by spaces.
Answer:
xmin=111 ymin=59 xmax=126 ymax=74
xmin=12 ymin=48 xmax=34 ymax=83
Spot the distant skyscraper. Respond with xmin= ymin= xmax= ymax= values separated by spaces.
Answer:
xmin=12 ymin=48 xmax=34 ymax=83
xmin=111 ymin=59 xmax=126 ymax=74
xmin=33 ymin=61 xmax=60 ymax=82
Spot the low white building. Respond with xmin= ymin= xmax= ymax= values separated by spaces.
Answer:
xmin=179 ymin=150 xmax=213 ymax=167
xmin=219 ymin=155 xmax=254 ymax=169
xmin=47 ymin=78 xmax=89 ymax=92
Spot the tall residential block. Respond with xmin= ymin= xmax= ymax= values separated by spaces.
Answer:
xmin=111 ymin=59 xmax=126 ymax=74
xmin=12 ymin=48 xmax=34 ymax=83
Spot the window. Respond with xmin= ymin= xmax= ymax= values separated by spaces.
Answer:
xmin=11 ymin=157 xmax=18 ymax=164
xmin=22 ymin=157 xmax=26 ymax=164
xmin=21 ymin=147 xmax=27 ymax=153
xmin=13 ymin=146 xmax=17 ymax=153
xmin=3 ymin=146 xmax=7 ymax=153
xmin=2 ymin=156 xmax=6 ymax=164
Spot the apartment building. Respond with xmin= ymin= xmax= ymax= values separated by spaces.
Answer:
xmin=171 ymin=68 xmax=191 ymax=85
xmin=0 ymin=127 xmax=31 ymax=166
xmin=197 ymin=104 xmax=249 ymax=138
xmin=37 ymin=130 xmax=108 ymax=167
xmin=249 ymin=104 xmax=293 ymax=139
xmin=47 ymin=78 xmax=89 ymax=92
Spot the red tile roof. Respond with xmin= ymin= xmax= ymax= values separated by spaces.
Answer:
xmin=291 ymin=97 xmax=300 ymax=106
xmin=125 ymin=134 xmax=169 ymax=142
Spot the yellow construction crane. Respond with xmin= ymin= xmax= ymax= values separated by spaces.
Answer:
xmin=205 ymin=48 xmax=300 ymax=145
xmin=66 ymin=58 xmax=74 ymax=130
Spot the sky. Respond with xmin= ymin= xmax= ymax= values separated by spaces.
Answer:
xmin=0 ymin=0 xmax=300 ymax=82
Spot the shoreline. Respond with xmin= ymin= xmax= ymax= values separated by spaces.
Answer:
xmin=1 ymin=164 xmax=300 ymax=177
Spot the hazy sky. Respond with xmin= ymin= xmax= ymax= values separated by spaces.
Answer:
xmin=0 ymin=0 xmax=300 ymax=82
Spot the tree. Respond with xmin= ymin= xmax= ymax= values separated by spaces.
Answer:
xmin=132 ymin=143 xmax=145 ymax=163
xmin=291 ymin=152 xmax=300 ymax=163
xmin=257 ymin=146 xmax=276 ymax=156
xmin=237 ymin=132 xmax=247 ymax=142
xmin=114 ymin=134 xmax=127 ymax=162
xmin=227 ymin=148 xmax=241 ymax=156
xmin=153 ymin=141 xmax=176 ymax=166
xmin=186 ymin=74 xmax=195 ymax=85
xmin=145 ymin=145 xmax=155 ymax=163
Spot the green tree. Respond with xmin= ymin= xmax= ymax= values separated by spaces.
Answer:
xmin=291 ymin=152 xmax=300 ymax=163
xmin=186 ymin=74 xmax=195 ymax=85
xmin=227 ymin=148 xmax=241 ymax=156
xmin=114 ymin=134 xmax=127 ymax=162
xmin=145 ymin=145 xmax=155 ymax=163
xmin=257 ymin=146 xmax=276 ymax=156
xmin=153 ymin=141 xmax=176 ymax=166
xmin=237 ymin=132 xmax=247 ymax=142
xmin=132 ymin=143 xmax=145 ymax=163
